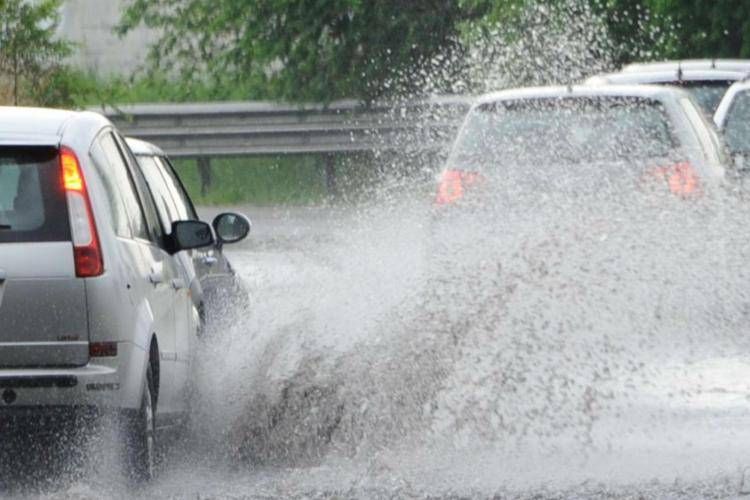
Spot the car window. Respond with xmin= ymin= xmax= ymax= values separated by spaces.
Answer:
xmin=676 ymin=81 xmax=733 ymax=114
xmin=724 ymin=90 xmax=750 ymax=153
xmin=114 ymin=134 xmax=166 ymax=246
xmin=93 ymin=132 xmax=148 ymax=240
xmin=156 ymin=157 xmax=198 ymax=220
xmin=136 ymin=154 xmax=181 ymax=231
xmin=450 ymin=96 xmax=676 ymax=169
xmin=0 ymin=146 xmax=70 ymax=243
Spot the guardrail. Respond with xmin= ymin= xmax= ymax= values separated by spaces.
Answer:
xmin=96 ymin=96 xmax=472 ymax=194
xmin=98 ymin=96 xmax=472 ymax=158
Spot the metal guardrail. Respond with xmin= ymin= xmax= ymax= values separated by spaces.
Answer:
xmin=97 ymin=96 xmax=472 ymax=159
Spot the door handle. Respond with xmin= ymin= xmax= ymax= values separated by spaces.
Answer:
xmin=201 ymin=255 xmax=218 ymax=267
xmin=171 ymin=278 xmax=186 ymax=290
xmin=148 ymin=270 xmax=164 ymax=284
xmin=0 ymin=269 xmax=5 ymax=283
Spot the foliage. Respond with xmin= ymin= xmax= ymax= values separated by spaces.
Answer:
xmin=647 ymin=0 xmax=750 ymax=58
xmin=117 ymin=0 xmax=488 ymax=103
xmin=0 ymin=0 xmax=72 ymax=105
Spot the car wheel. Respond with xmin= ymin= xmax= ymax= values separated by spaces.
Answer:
xmin=124 ymin=366 xmax=156 ymax=483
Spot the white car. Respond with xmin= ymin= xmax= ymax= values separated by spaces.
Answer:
xmin=0 ymin=107 xmax=249 ymax=481
xmin=585 ymin=59 xmax=750 ymax=114
xmin=435 ymin=84 xmax=727 ymax=207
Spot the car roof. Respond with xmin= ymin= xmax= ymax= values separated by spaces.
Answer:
xmin=623 ymin=59 xmax=750 ymax=74
xmin=474 ymin=84 xmax=687 ymax=107
xmin=125 ymin=137 xmax=166 ymax=157
xmin=585 ymin=69 xmax=748 ymax=85
xmin=0 ymin=106 xmax=110 ymax=146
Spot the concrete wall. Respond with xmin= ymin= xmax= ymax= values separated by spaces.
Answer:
xmin=59 ymin=0 xmax=157 ymax=76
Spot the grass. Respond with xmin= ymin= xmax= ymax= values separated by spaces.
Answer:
xmin=170 ymin=152 xmax=414 ymax=206
xmin=172 ymin=155 xmax=331 ymax=206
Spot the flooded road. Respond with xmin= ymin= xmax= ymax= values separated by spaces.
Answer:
xmin=9 ymin=195 xmax=750 ymax=499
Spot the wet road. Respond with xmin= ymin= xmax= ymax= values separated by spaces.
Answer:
xmin=7 ymin=200 xmax=750 ymax=499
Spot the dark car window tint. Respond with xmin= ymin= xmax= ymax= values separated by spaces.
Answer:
xmin=450 ymin=97 xmax=676 ymax=169
xmin=155 ymin=157 xmax=196 ymax=220
xmin=137 ymin=155 xmax=180 ymax=231
xmin=678 ymin=81 xmax=733 ymax=114
xmin=0 ymin=146 xmax=70 ymax=243
xmin=97 ymin=133 xmax=148 ymax=240
xmin=114 ymin=135 xmax=166 ymax=245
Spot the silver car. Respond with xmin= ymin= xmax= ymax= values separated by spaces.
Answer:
xmin=0 ymin=107 xmax=248 ymax=481
xmin=125 ymin=138 xmax=250 ymax=325
xmin=585 ymin=60 xmax=750 ymax=114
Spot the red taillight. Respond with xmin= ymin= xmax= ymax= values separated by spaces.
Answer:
xmin=60 ymin=147 xmax=104 ymax=277
xmin=647 ymin=162 xmax=701 ymax=198
xmin=89 ymin=342 xmax=118 ymax=357
xmin=435 ymin=169 xmax=481 ymax=205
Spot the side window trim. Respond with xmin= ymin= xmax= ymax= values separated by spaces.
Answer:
xmin=111 ymin=132 xmax=168 ymax=248
xmin=679 ymin=98 xmax=715 ymax=163
xmin=158 ymin=156 xmax=199 ymax=221
xmin=90 ymin=128 xmax=148 ymax=240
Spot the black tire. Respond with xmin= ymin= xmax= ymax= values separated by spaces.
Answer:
xmin=123 ymin=366 xmax=156 ymax=483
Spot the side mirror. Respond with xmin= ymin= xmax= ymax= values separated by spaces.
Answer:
xmin=212 ymin=212 xmax=251 ymax=245
xmin=172 ymin=220 xmax=214 ymax=251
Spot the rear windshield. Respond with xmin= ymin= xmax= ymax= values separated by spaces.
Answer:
xmin=723 ymin=90 xmax=750 ymax=153
xmin=0 ymin=147 xmax=70 ymax=243
xmin=449 ymin=97 xmax=676 ymax=170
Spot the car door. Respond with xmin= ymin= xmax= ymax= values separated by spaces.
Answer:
xmin=98 ymin=132 xmax=185 ymax=416
xmin=132 ymin=152 xmax=198 ymax=404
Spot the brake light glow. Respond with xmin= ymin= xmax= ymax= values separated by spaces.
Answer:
xmin=60 ymin=147 xmax=104 ymax=277
xmin=649 ymin=162 xmax=700 ymax=197
xmin=61 ymin=150 xmax=84 ymax=191
xmin=435 ymin=169 xmax=481 ymax=205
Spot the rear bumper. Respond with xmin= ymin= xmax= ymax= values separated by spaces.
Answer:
xmin=0 ymin=341 xmax=146 ymax=413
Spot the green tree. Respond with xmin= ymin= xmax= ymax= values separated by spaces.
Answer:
xmin=647 ymin=0 xmax=750 ymax=58
xmin=0 ymin=0 xmax=73 ymax=105
xmin=118 ymin=0 xmax=488 ymax=102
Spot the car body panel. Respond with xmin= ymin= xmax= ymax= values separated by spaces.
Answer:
xmin=622 ymin=59 xmax=750 ymax=74
xmin=0 ymin=249 xmax=89 ymax=367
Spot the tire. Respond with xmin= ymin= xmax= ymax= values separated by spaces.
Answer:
xmin=123 ymin=366 xmax=156 ymax=483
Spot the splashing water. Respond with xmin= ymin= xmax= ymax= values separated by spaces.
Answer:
xmin=178 ymin=1 xmax=750 ymax=497
xmin=8 ymin=1 xmax=750 ymax=498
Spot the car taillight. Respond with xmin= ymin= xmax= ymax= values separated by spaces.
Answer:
xmin=435 ymin=169 xmax=482 ymax=205
xmin=646 ymin=162 xmax=701 ymax=198
xmin=89 ymin=342 xmax=118 ymax=357
xmin=61 ymin=147 xmax=103 ymax=277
